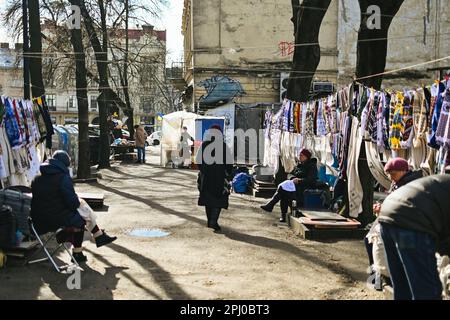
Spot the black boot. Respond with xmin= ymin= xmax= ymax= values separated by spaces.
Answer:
xmin=260 ymin=203 xmax=274 ymax=212
xmin=71 ymin=252 xmax=87 ymax=264
xmin=206 ymin=207 xmax=212 ymax=227
xmin=208 ymin=208 xmax=221 ymax=231
xmin=279 ymin=213 xmax=286 ymax=223
xmin=260 ymin=191 xmax=280 ymax=213
xmin=95 ymin=232 xmax=117 ymax=248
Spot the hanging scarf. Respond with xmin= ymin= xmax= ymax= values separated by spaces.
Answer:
xmin=390 ymin=92 xmax=404 ymax=150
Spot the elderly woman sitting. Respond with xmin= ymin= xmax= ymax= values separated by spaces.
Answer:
xmin=31 ymin=150 xmax=117 ymax=264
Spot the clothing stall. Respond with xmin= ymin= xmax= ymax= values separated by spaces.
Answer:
xmin=0 ymin=95 xmax=54 ymax=189
xmin=262 ymin=79 xmax=450 ymax=236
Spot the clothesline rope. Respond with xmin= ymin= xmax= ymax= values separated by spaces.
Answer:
xmin=355 ymin=55 xmax=450 ymax=81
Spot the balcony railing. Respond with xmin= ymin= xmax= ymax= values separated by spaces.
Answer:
xmin=166 ymin=61 xmax=184 ymax=79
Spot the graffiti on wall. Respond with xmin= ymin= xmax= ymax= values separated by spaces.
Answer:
xmin=279 ymin=41 xmax=295 ymax=57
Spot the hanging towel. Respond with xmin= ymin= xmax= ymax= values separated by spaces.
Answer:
xmin=347 ymin=116 xmax=363 ymax=218
xmin=436 ymin=90 xmax=450 ymax=148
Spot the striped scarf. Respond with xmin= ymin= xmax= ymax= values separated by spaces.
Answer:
xmin=390 ymin=92 xmax=404 ymax=150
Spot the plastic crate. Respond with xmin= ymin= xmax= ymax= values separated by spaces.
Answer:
xmin=303 ymin=189 xmax=325 ymax=209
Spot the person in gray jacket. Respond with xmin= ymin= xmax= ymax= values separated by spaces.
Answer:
xmin=378 ymin=174 xmax=450 ymax=300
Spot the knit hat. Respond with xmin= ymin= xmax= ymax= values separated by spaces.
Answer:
xmin=384 ymin=158 xmax=409 ymax=172
xmin=299 ymin=148 xmax=312 ymax=159
xmin=52 ymin=150 xmax=71 ymax=168
xmin=210 ymin=124 xmax=223 ymax=133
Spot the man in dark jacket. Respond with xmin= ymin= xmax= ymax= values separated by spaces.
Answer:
xmin=31 ymin=150 xmax=117 ymax=263
xmin=378 ymin=174 xmax=450 ymax=300
xmin=365 ymin=157 xmax=423 ymax=290
xmin=373 ymin=157 xmax=423 ymax=215
xmin=196 ymin=126 xmax=233 ymax=232
xmin=260 ymin=148 xmax=318 ymax=221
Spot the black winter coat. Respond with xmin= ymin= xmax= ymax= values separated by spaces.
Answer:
xmin=379 ymin=174 xmax=450 ymax=256
xmin=30 ymin=159 xmax=81 ymax=234
xmin=290 ymin=158 xmax=318 ymax=185
xmin=196 ymin=139 xmax=233 ymax=209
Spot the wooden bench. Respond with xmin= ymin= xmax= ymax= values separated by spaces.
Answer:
xmin=78 ymin=192 xmax=105 ymax=209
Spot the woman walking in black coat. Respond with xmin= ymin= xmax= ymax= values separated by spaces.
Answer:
xmin=196 ymin=125 xmax=233 ymax=231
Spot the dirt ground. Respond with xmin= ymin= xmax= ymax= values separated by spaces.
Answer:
xmin=0 ymin=147 xmax=384 ymax=300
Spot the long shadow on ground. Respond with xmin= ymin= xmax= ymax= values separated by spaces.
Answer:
xmin=91 ymin=181 xmax=369 ymax=283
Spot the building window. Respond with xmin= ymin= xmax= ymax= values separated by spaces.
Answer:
xmin=46 ymin=94 xmax=56 ymax=111
xmin=140 ymin=96 xmax=154 ymax=114
xmin=68 ymin=96 xmax=77 ymax=110
xmin=90 ymin=95 xmax=98 ymax=111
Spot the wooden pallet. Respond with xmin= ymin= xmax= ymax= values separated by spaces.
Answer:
xmin=289 ymin=214 xmax=367 ymax=240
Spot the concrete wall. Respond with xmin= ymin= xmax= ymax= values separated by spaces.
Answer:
xmin=185 ymin=0 xmax=340 ymax=108
xmin=0 ymin=68 xmax=23 ymax=98
xmin=184 ymin=0 xmax=450 ymax=108
xmin=338 ymin=0 xmax=450 ymax=88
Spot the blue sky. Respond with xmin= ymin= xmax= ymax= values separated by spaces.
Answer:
xmin=0 ymin=0 xmax=184 ymax=63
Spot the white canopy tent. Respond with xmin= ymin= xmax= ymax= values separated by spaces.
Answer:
xmin=160 ymin=111 xmax=224 ymax=167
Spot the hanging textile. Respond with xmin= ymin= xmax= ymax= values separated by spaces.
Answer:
xmin=347 ymin=116 xmax=363 ymax=218
xmin=435 ymin=89 xmax=450 ymax=149
xmin=263 ymin=78 xmax=450 ymax=219
xmin=365 ymin=141 xmax=391 ymax=190
xmin=401 ymin=92 xmax=415 ymax=149
xmin=429 ymin=82 xmax=446 ymax=149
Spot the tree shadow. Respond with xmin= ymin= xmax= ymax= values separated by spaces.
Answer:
xmin=0 ymin=257 xmax=44 ymax=300
xmin=99 ymin=171 xmax=191 ymax=190
xmin=223 ymin=228 xmax=369 ymax=282
xmin=84 ymin=248 xmax=164 ymax=299
xmin=41 ymin=263 xmax=127 ymax=300
xmin=90 ymin=181 xmax=369 ymax=283
xmin=90 ymin=181 xmax=206 ymax=227
xmin=88 ymin=244 xmax=192 ymax=300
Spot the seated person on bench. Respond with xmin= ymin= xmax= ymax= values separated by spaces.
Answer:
xmin=30 ymin=150 xmax=117 ymax=264
xmin=260 ymin=178 xmax=302 ymax=222
xmin=260 ymin=148 xmax=319 ymax=221
xmin=289 ymin=148 xmax=319 ymax=206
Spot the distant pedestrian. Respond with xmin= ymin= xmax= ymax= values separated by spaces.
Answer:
xmin=180 ymin=126 xmax=194 ymax=167
xmin=134 ymin=124 xmax=147 ymax=164
xmin=196 ymin=125 xmax=233 ymax=232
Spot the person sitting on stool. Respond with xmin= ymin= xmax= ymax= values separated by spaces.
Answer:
xmin=31 ymin=150 xmax=117 ymax=264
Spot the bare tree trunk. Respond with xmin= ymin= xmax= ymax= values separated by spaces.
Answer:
xmin=355 ymin=0 xmax=404 ymax=226
xmin=28 ymin=0 xmax=45 ymax=98
xmin=356 ymin=0 xmax=405 ymax=89
xmin=69 ymin=0 xmax=90 ymax=179
xmin=287 ymin=0 xmax=332 ymax=102
xmin=78 ymin=0 xmax=111 ymax=168
xmin=123 ymin=0 xmax=134 ymax=138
